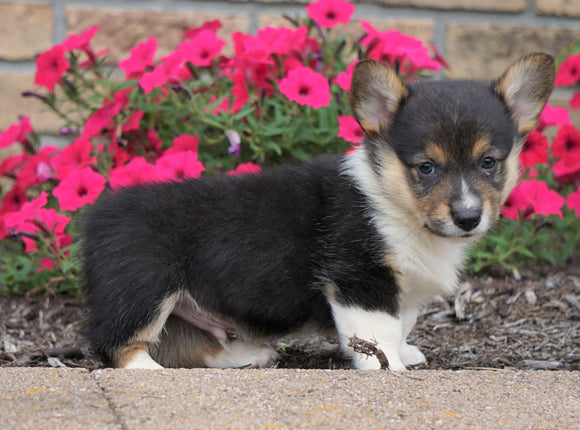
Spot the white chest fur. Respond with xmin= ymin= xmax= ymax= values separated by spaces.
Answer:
xmin=343 ymin=149 xmax=472 ymax=305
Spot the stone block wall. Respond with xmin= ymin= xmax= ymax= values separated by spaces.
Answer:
xmin=1 ymin=0 xmax=580 ymax=133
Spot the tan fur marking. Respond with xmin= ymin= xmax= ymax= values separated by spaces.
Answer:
xmin=132 ymin=293 xmax=180 ymax=345
xmin=425 ymin=143 xmax=447 ymax=166
xmin=113 ymin=342 xmax=150 ymax=368
xmin=502 ymin=146 xmax=522 ymax=202
xmin=473 ymin=136 xmax=491 ymax=160
xmin=377 ymin=149 xmax=421 ymax=226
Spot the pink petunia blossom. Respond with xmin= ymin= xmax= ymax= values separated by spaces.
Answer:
xmin=537 ymin=104 xmax=572 ymax=131
xmin=0 ymin=116 xmax=33 ymax=150
xmin=62 ymin=25 xmax=102 ymax=65
xmin=0 ymin=153 xmax=26 ymax=179
xmin=553 ymin=157 xmax=580 ymax=186
xmin=520 ymin=131 xmax=548 ymax=169
xmin=566 ymin=189 xmax=580 ymax=218
xmin=501 ymin=180 xmax=564 ymax=220
xmin=165 ymin=135 xmax=200 ymax=156
xmin=182 ymin=20 xmax=222 ymax=39
xmin=3 ymin=192 xmax=71 ymax=252
xmin=15 ymin=146 xmax=59 ymax=189
xmin=227 ymin=162 xmax=262 ymax=176
xmin=109 ymin=157 xmax=161 ymax=191
xmin=306 ymin=0 xmax=355 ymax=29
xmin=119 ymin=37 xmax=158 ymax=79
xmin=555 ymin=54 xmax=580 ymax=87
xmin=338 ymin=116 xmax=365 ymax=144
xmin=279 ymin=67 xmax=331 ymax=109
xmin=335 ymin=61 xmax=359 ymax=92
xmin=34 ymin=45 xmax=70 ymax=92
xmin=256 ymin=26 xmax=309 ymax=57
xmin=155 ymin=151 xmax=205 ymax=182
xmin=82 ymin=89 xmax=132 ymax=138
xmin=53 ymin=166 xmax=106 ymax=211
xmin=178 ymin=30 xmax=226 ymax=67
xmin=551 ymin=125 xmax=580 ymax=161
xmin=139 ymin=51 xmax=184 ymax=94
xmin=361 ymin=21 xmax=441 ymax=75
xmin=50 ymin=136 xmax=94 ymax=180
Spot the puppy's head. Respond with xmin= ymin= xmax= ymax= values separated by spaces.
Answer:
xmin=349 ymin=54 xmax=555 ymax=239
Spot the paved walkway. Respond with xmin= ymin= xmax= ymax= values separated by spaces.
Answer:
xmin=1 ymin=368 xmax=578 ymax=429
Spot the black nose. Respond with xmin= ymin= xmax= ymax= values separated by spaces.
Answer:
xmin=452 ymin=208 xmax=482 ymax=232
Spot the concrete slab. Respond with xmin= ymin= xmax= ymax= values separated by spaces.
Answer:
xmin=1 ymin=368 xmax=578 ymax=429
xmin=0 ymin=368 xmax=120 ymax=429
xmin=94 ymin=369 xmax=578 ymax=429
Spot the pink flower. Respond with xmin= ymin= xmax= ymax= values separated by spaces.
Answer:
xmin=361 ymin=21 xmax=440 ymax=75
xmin=553 ymin=157 xmax=580 ymax=186
xmin=182 ymin=20 xmax=222 ymax=39
xmin=53 ymin=166 xmax=106 ymax=211
xmin=15 ymin=146 xmax=59 ymax=189
xmin=551 ymin=125 xmax=580 ymax=161
xmin=109 ymin=157 xmax=161 ymax=190
xmin=35 ymin=45 xmax=70 ymax=92
xmin=566 ymin=189 xmax=580 ymax=218
xmin=82 ymin=89 xmax=131 ymax=138
xmin=335 ymin=61 xmax=358 ymax=91
xmin=119 ymin=37 xmax=158 ymax=79
xmin=306 ymin=0 xmax=355 ymax=29
xmin=165 ymin=135 xmax=200 ymax=156
xmin=537 ymin=104 xmax=572 ymax=131
xmin=502 ymin=180 xmax=564 ymax=220
xmin=62 ymin=26 xmax=102 ymax=66
xmin=51 ymin=137 xmax=94 ymax=180
xmin=139 ymin=51 xmax=184 ymax=94
xmin=155 ymin=151 xmax=205 ymax=182
xmin=256 ymin=26 xmax=309 ymax=57
xmin=0 ymin=153 xmax=26 ymax=179
xmin=227 ymin=162 xmax=262 ymax=176
xmin=279 ymin=67 xmax=331 ymax=108
xmin=0 ymin=116 xmax=33 ymax=150
xmin=555 ymin=54 xmax=580 ymax=87
xmin=520 ymin=131 xmax=548 ymax=169
xmin=338 ymin=116 xmax=365 ymax=144
xmin=178 ymin=29 xmax=225 ymax=67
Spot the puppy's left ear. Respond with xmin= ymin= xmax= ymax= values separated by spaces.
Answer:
xmin=495 ymin=53 xmax=555 ymax=135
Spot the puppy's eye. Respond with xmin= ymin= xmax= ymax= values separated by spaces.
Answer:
xmin=481 ymin=156 xmax=497 ymax=171
xmin=418 ymin=161 xmax=435 ymax=176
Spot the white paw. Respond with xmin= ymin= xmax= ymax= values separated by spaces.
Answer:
xmin=400 ymin=343 xmax=426 ymax=367
xmin=123 ymin=350 xmax=164 ymax=369
xmin=351 ymin=354 xmax=381 ymax=370
xmin=204 ymin=342 xmax=277 ymax=368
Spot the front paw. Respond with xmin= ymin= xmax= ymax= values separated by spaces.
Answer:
xmin=351 ymin=352 xmax=407 ymax=371
xmin=400 ymin=343 xmax=426 ymax=367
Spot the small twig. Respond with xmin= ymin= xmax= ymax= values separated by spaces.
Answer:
xmin=347 ymin=335 xmax=390 ymax=370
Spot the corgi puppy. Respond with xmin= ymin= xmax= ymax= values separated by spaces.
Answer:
xmin=81 ymin=53 xmax=554 ymax=370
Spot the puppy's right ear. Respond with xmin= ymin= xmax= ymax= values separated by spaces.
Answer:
xmin=349 ymin=60 xmax=408 ymax=138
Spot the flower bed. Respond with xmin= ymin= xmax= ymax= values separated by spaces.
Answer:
xmin=0 ymin=0 xmax=579 ymax=295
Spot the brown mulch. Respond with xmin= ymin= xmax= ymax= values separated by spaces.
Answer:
xmin=1 ymin=268 xmax=579 ymax=371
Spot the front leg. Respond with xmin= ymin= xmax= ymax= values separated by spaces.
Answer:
xmin=330 ymin=301 xmax=407 ymax=371
xmin=399 ymin=305 xmax=426 ymax=367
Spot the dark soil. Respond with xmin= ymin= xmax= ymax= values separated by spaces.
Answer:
xmin=1 ymin=268 xmax=579 ymax=371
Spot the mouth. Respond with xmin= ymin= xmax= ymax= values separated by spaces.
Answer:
xmin=423 ymin=223 xmax=478 ymax=240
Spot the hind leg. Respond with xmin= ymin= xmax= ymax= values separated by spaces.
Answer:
xmin=153 ymin=315 xmax=277 ymax=369
xmin=109 ymin=293 xmax=181 ymax=369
